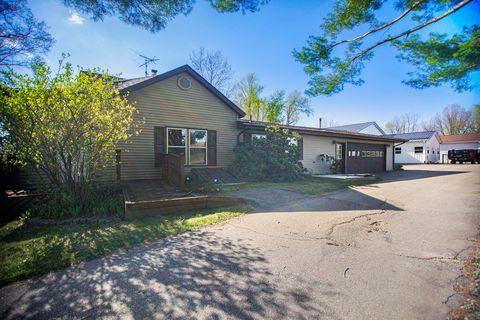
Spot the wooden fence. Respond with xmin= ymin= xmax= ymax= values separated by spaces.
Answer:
xmin=161 ymin=153 xmax=185 ymax=191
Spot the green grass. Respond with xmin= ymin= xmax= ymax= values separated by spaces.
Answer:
xmin=0 ymin=207 xmax=247 ymax=287
xmin=222 ymin=177 xmax=380 ymax=195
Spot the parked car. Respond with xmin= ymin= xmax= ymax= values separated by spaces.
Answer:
xmin=448 ymin=149 xmax=480 ymax=164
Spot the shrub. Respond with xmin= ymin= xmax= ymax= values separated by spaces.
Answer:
xmin=394 ymin=163 xmax=404 ymax=171
xmin=229 ymin=126 xmax=304 ymax=182
xmin=29 ymin=182 xmax=124 ymax=219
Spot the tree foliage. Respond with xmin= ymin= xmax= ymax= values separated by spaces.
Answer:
xmin=0 ymin=0 xmax=54 ymax=68
xmin=190 ymin=46 xmax=234 ymax=95
xmin=234 ymin=72 xmax=266 ymax=121
xmin=293 ymin=0 xmax=478 ymax=95
xmin=0 ymin=57 xmax=141 ymax=200
xmin=284 ymin=90 xmax=312 ymax=125
xmin=64 ymin=0 xmax=269 ymax=32
xmin=229 ymin=126 xmax=304 ymax=182
xmin=422 ymin=104 xmax=478 ymax=135
xmin=235 ymin=74 xmax=312 ymax=125
xmin=384 ymin=113 xmax=420 ymax=134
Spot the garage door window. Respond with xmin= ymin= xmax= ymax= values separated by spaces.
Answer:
xmin=414 ymin=147 xmax=423 ymax=154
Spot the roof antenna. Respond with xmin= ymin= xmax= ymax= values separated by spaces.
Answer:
xmin=137 ymin=53 xmax=159 ymax=77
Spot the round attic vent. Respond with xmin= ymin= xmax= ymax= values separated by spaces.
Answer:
xmin=177 ymin=76 xmax=192 ymax=90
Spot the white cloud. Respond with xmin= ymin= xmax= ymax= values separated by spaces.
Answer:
xmin=68 ymin=12 xmax=85 ymax=25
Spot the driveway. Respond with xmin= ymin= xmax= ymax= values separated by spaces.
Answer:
xmin=1 ymin=164 xmax=479 ymax=319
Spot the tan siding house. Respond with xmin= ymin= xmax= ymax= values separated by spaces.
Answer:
xmin=117 ymin=65 xmax=244 ymax=180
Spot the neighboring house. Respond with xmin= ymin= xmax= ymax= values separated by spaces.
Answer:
xmin=382 ymin=131 xmax=440 ymax=164
xmin=327 ymin=121 xmax=385 ymax=136
xmin=438 ymin=134 xmax=480 ymax=164
xmin=239 ymin=121 xmax=402 ymax=174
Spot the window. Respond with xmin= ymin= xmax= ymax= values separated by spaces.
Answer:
xmin=361 ymin=151 xmax=366 ymax=157
xmin=414 ymin=146 xmax=423 ymax=154
xmin=335 ymin=143 xmax=343 ymax=160
xmin=189 ymin=129 xmax=207 ymax=165
xmin=395 ymin=147 xmax=401 ymax=154
xmin=380 ymin=151 xmax=384 ymax=157
xmin=167 ymin=128 xmax=207 ymax=165
xmin=252 ymin=134 xmax=267 ymax=141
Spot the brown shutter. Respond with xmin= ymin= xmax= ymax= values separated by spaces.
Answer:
xmin=298 ymin=137 xmax=303 ymax=160
xmin=207 ymin=130 xmax=217 ymax=166
xmin=154 ymin=126 xmax=166 ymax=167
xmin=243 ymin=132 xmax=252 ymax=144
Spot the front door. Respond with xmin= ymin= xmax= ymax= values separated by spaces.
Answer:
xmin=335 ymin=143 xmax=346 ymax=173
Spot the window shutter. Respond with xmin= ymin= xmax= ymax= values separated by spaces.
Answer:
xmin=207 ymin=130 xmax=217 ymax=166
xmin=154 ymin=126 xmax=165 ymax=167
xmin=298 ymin=137 xmax=303 ymax=160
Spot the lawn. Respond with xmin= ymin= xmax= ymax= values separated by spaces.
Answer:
xmin=0 ymin=207 xmax=247 ymax=287
xmin=222 ymin=177 xmax=380 ymax=195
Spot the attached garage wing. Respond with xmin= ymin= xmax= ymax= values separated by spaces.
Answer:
xmin=346 ymin=143 xmax=386 ymax=174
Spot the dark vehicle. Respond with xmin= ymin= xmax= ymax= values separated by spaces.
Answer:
xmin=448 ymin=149 xmax=480 ymax=164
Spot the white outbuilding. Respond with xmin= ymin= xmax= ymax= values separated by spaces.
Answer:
xmin=383 ymin=131 xmax=441 ymax=164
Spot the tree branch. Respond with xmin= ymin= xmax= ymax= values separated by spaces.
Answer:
xmin=330 ymin=0 xmax=424 ymax=50
xmin=350 ymin=0 xmax=473 ymax=64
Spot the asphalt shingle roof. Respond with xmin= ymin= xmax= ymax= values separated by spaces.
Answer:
xmin=382 ymin=131 xmax=437 ymax=140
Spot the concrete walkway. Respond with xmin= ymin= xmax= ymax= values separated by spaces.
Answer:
xmin=0 ymin=164 xmax=479 ymax=319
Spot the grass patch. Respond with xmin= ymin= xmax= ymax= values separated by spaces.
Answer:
xmin=0 ymin=207 xmax=247 ymax=287
xmin=222 ymin=177 xmax=380 ymax=195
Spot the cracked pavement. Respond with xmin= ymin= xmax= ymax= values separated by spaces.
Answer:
xmin=1 ymin=164 xmax=479 ymax=319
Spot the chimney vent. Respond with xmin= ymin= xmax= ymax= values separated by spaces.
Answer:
xmin=319 ymin=118 xmax=322 ymax=128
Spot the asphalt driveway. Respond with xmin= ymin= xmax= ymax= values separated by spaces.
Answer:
xmin=1 ymin=164 xmax=479 ymax=319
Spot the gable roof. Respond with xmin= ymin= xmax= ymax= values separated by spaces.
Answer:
xmin=439 ymin=133 xmax=480 ymax=144
xmin=327 ymin=121 xmax=385 ymax=135
xmin=238 ymin=120 xmax=404 ymax=143
xmin=383 ymin=131 xmax=437 ymax=141
xmin=117 ymin=65 xmax=245 ymax=117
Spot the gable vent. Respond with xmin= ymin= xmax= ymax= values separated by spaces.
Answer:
xmin=177 ymin=76 xmax=192 ymax=90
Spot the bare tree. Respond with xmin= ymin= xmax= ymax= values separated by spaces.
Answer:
xmin=384 ymin=113 xmax=420 ymax=134
xmin=422 ymin=104 xmax=475 ymax=135
xmin=0 ymin=0 xmax=54 ymax=68
xmin=190 ymin=47 xmax=234 ymax=95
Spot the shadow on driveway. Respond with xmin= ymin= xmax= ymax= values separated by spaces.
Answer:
xmin=1 ymin=231 xmax=340 ymax=319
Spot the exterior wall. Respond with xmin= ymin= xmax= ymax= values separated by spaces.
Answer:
xmin=359 ymin=124 xmax=383 ymax=136
xmin=439 ymin=141 xmax=480 ymax=163
xmin=425 ymin=135 xmax=440 ymax=163
xmin=300 ymin=135 xmax=335 ymax=174
xmin=394 ymin=136 xmax=440 ymax=164
xmin=118 ymin=71 xmax=240 ymax=180
xmin=393 ymin=140 xmax=426 ymax=164
xmin=301 ymin=134 xmax=395 ymax=174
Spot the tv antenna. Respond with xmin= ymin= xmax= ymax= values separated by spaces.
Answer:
xmin=138 ymin=53 xmax=159 ymax=76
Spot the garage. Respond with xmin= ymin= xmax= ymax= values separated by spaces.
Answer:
xmin=346 ymin=142 xmax=386 ymax=174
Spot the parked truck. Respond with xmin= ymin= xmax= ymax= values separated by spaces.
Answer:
xmin=448 ymin=149 xmax=480 ymax=164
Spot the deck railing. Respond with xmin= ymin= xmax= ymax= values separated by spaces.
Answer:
xmin=161 ymin=153 xmax=185 ymax=191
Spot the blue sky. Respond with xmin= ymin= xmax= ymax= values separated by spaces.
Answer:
xmin=29 ymin=0 xmax=479 ymax=128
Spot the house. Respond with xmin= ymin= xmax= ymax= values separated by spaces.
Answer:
xmin=18 ymin=65 xmax=404 ymax=186
xmin=327 ymin=121 xmax=385 ymax=136
xmin=438 ymin=134 xmax=480 ymax=163
xmin=113 ymin=65 xmax=404 ymax=178
xmin=238 ymin=121 xmax=402 ymax=174
xmin=382 ymin=131 xmax=441 ymax=164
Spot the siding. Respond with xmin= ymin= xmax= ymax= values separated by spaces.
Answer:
xmin=439 ymin=141 xmax=480 ymax=163
xmin=301 ymin=135 xmax=395 ymax=174
xmin=394 ymin=141 xmax=426 ymax=164
xmin=359 ymin=124 xmax=383 ymax=136
xmin=118 ymin=72 xmax=240 ymax=180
